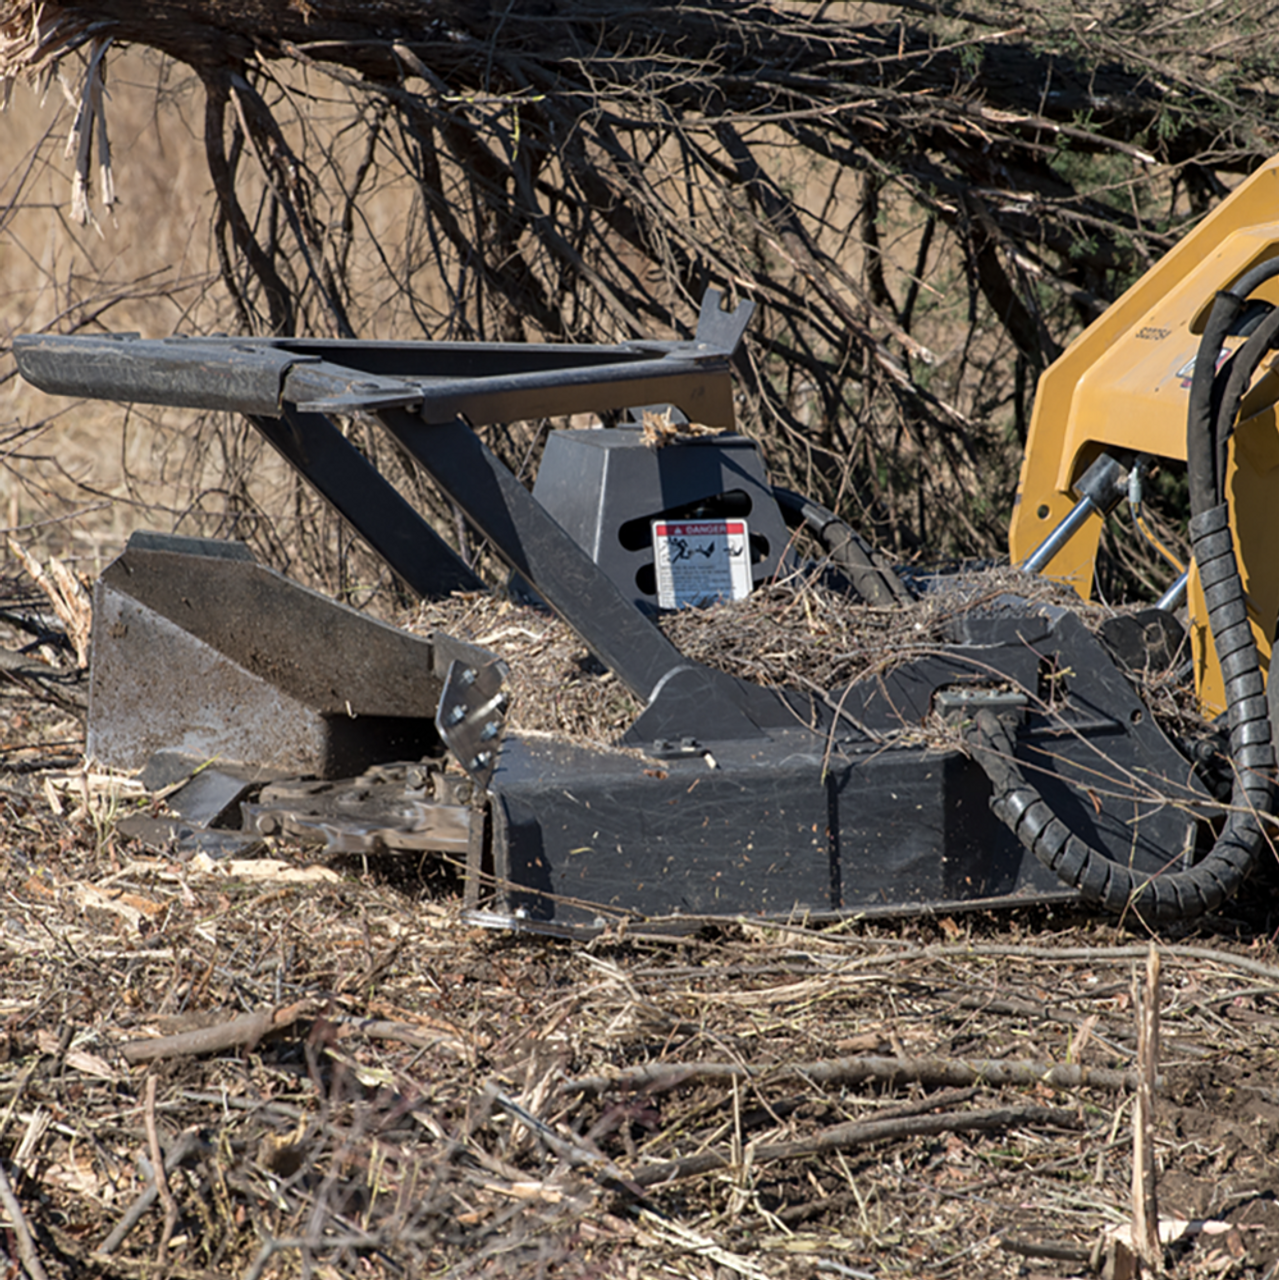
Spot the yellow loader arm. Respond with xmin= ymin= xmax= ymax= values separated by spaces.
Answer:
xmin=1010 ymin=155 xmax=1279 ymax=713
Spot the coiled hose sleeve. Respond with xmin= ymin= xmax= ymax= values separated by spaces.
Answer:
xmin=772 ymin=486 xmax=914 ymax=606
xmin=966 ymin=503 xmax=1275 ymax=919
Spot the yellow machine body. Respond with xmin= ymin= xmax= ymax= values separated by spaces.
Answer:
xmin=1010 ymin=155 xmax=1279 ymax=714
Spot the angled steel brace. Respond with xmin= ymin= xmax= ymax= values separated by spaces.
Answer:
xmin=15 ymin=293 xmax=798 ymax=740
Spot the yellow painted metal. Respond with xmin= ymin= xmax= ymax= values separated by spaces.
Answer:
xmin=1009 ymin=156 xmax=1279 ymax=714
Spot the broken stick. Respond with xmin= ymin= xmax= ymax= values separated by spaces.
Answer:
xmin=1132 ymin=944 xmax=1162 ymax=1273
xmin=560 ymin=1053 xmax=1143 ymax=1098
xmin=120 ymin=1001 xmax=315 ymax=1064
xmin=0 ymin=1158 xmax=50 ymax=1280
xmin=630 ymin=1103 xmax=1080 ymax=1188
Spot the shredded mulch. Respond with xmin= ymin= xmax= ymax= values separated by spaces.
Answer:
xmin=1 ymin=573 xmax=1276 ymax=1279
xmin=408 ymin=565 xmax=1151 ymax=747
xmin=3 ymin=684 xmax=1279 ymax=1278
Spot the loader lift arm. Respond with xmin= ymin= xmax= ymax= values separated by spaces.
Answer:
xmin=1010 ymin=152 xmax=1279 ymax=715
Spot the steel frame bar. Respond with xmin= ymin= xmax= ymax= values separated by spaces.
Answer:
xmin=249 ymin=408 xmax=483 ymax=599
xmin=374 ymin=406 xmax=691 ymax=704
xmin=13 ymin=293 xmax=776 ymax=727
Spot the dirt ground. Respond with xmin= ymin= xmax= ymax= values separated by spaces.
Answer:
xmin=2 ymin=661 xmax=1279 ymax=1280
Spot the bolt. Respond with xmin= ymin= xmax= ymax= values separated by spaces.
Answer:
xmin=459 ymin=667 xmax=478 ymax=686
xmin=446 ymin=704 xmax=466 ymax=726
xmin=481 ymin=720 xmax=501 ymax=741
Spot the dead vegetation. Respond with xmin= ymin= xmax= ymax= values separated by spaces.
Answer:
xmin=3 ymin=0 xmax=1276 ymax=594
xmin=4 ymin=4 xmax=1279 ymax=1277
xmin=0 ymin=560 xmax=1273 ymax=1278
xmin=3 ymin=673 xmax=1279 ymax=1280
xmin=410 ymin=564 xmax=1100 ymax=745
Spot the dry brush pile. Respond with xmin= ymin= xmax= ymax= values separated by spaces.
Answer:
xmin=0 ymin=570 xmax=1273 ymax=1278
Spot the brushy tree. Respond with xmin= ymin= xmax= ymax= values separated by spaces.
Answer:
xmin=3 ymin=0 xmax=1276 ymax=592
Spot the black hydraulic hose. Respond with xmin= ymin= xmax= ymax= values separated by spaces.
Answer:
xmin=1225 ymin=253 xmax=1279 ymax=304
xmin=968 ymin=505 xmax=1271 ymax=920
xmin=966 ymin=273 xmax=1279 ymax=920
xmin=1212 ymin=302 xmax=1279 ymax=500
xmin=1189 ymin=255 xmax=1279 ymax=511
xmin=1186 ymin=292 xmax=1239 ymax=513
xmin=772 ymin=486 xmax=914 ymax=606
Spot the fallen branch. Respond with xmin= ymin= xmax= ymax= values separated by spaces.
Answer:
xmin=334 ymin=1015 xmax=467 ymax=1057
xmin=930 ymin=942 xmax=1279 ymax=985
xmin=629 ymin=1103 xmax=1081 ymax=1188
xmin=95 ymin=1128 xmax=204 ymax=1257
xmin=143 ymin=1075 xmax=179 ymax=1268
xmin=776 ymin=1087 xmax=979 ymax=1226
xmin=561 ymin=1053 xmax=1142 ymax=1098
xmin=1000 ymin=1236 xmax=1094 ymax=1264
xmin=119 ymin=1001 xmax=316 ymax=1064
xmin=491 ymin=1089 xmax=640 ymax=1193
xmin=1132 ymin=945 xmax=1163 ymax=1273
xmin=803 ymin=1055 xmax=1145 ymax=1094
xmin=0 ymin=647 xmax=87 ymax=714
xmin=6 ymin=539 xmax=92 ymax=669
xmin=0 ymin=1158 xmax=50 ymax=1280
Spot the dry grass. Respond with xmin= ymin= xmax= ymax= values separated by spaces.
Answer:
xmin=1 ymin=50 xmax=234 ymax=572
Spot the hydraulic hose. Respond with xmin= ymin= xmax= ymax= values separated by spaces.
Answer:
xmin=1213 ymin=302 xmax=1279 ymax=500
xmin=1189 ymin=255 xmax=1279 ymax=512
xmin=967 ymin=272 xmax=1279 ymax=920
xmin=967 ymin=509 xmax=1272 ymax=918
xmin=772 ymin=486 xmax=914 ymax=606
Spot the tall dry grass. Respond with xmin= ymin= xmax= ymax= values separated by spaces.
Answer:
xmin=1 ymin=51 xmax=231 ymax=569
xmin=0 ymin=50 xmax=434 ymax=585
xmin=1 ymin=49 xmax=602 ymax=601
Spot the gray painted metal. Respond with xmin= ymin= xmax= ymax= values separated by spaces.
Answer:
xmin=531 ymin=428 xmax=793 ymax=613
xmin=12 ymin=290 xmax=753 ymax=431
xmin=248 ymin=407 xmax=483 ymax=599
xmin=436 ymin=658 xmax=509 ymax=789
xmin=87 ymin=531 xmax=483 ymax=776
xmin=12 ymin=334 xmax=310 ymax=415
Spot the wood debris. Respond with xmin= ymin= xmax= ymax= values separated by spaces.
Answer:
xmin=3 ymin=719 xmax=1279 ymax=1280
xmin=0 ymin=532 xmax=1259 ymax=1280
xmin=640 ymin=408 xmax=726 ymax=448
xmin=6 ymin=538 xmax=93 ymax=669
xmin=410 ymin=564 xmax=1202 ymax=749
